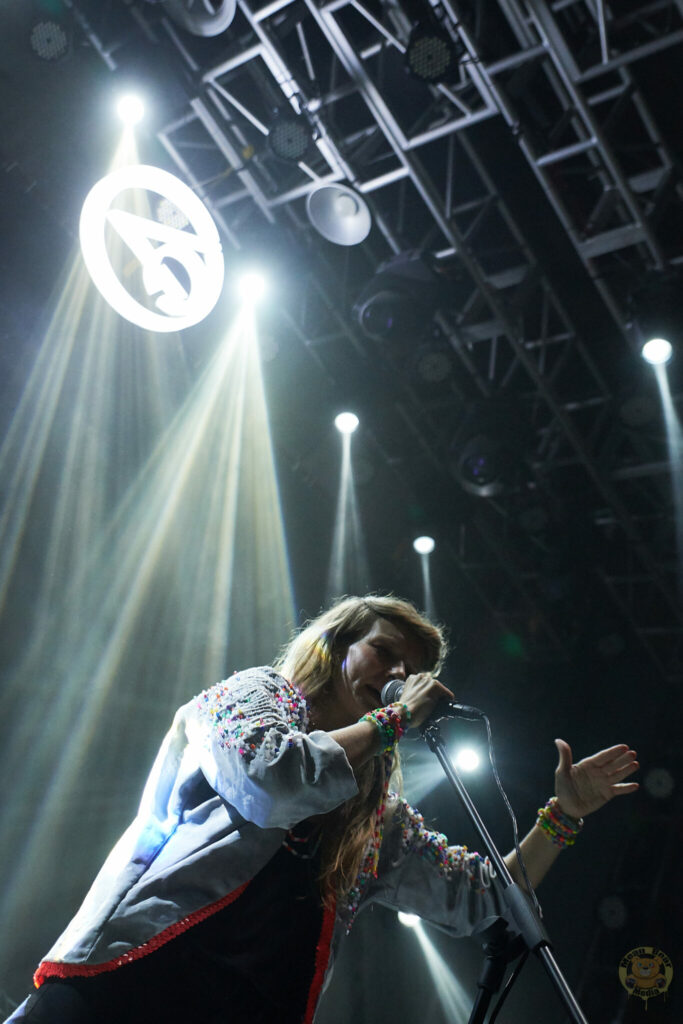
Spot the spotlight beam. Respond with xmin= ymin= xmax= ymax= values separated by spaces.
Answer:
xmin=327 ymin=427 xmax=368 ymax=600
xmin=0 ymin=132 xmax=294 ymax=970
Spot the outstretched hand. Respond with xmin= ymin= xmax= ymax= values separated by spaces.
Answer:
xmin=554 ymin=739 xmax=639 ymax=820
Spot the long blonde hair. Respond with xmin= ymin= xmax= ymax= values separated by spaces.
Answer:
xmin=274 ymin=595 xmax=447 ymax=905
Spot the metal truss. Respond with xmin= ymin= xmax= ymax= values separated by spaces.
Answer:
xmin=449 ymin=0 xmax=683 ymax=325
xmin=69 ymin=0 xmax=683 ymax=680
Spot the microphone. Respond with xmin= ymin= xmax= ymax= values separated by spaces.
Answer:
xmin=381 ymin=680 xmax=484 ymax=721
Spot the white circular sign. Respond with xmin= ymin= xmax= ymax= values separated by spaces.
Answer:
xmin=79 ymin=165 xmax=224 ymax=333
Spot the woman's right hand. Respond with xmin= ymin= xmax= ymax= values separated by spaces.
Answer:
xmin=397 ymin=673 xmax=455 ymax=728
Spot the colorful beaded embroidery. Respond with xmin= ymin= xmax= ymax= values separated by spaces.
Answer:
xmin=394 ymin=797 xmax=493 ymax=891
xmin=343 ymin=703 xmax=412 ymax=920
xmin=344 ymin=750 xmax=395 ymax=926
xmin=536 ymin=795 xmax=583 ymax=847
xmin=196 ymin=668 xmax=309 ymax=764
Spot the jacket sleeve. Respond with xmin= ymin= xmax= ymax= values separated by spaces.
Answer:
xmin=183 ymin=666 xmax=359 ymax=829
xmin=357 ymin=795 xmax=505 ymax=935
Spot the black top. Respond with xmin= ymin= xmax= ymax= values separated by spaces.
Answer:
xmin=40 ymin=828 xmax=325 ymax=1024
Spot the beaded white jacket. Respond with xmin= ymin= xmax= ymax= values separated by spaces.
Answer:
xmin=35 ymin=667 xmax=503 ymax=985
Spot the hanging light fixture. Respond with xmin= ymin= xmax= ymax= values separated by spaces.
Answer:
xmin=352 ymin=252 xmax=441 ymax=341
xmin=306 ymin=184 xmax=371 ymax=246
xmin=450 ymin=402 xmax=531 ymax=498
xmin=160 ymin=0 xmax=237 ymax=37
xmin=405 ymin=22 xmax=463 ymax=84
xmin=30 ymin=20 xmax=70 ymax=61
xmin=268 ymin=111 xmax=314 ymax=164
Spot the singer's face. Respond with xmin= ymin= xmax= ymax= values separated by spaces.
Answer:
xmin=331 ymin=618 xmax=423 ymax=726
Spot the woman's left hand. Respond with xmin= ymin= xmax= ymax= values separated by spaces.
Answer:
xmin=554 ymin=739 xmax=639 ymax=820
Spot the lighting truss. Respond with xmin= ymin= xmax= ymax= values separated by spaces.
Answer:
xmin=67 ymin=0 xmax=683 ymax=682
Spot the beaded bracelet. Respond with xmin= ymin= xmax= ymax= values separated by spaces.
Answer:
xmin=536 ymin=796 xmax=584 ymax=848
xmin=360 ymin=703 xmax=411 ymax=753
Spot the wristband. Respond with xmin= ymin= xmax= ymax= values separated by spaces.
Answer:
xmin=536 ymin=795 xmax=584 ymax=847
xmin=360 ymin=703 xmax=411 ymax=753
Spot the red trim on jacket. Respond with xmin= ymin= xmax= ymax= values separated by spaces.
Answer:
xmin=303 ymin=898 xmax=336 ymax=1024
xmin=33 ymin=881 xmax=251 ymax=989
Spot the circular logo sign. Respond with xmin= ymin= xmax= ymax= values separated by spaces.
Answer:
xmin=79 ymin=165 xmax=224 ymax=333
xmin=619 ymin=946 xmax=673 ymax=1003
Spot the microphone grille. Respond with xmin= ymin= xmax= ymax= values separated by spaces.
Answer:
xmin=381 ymin=679 xmax=404 ymax=704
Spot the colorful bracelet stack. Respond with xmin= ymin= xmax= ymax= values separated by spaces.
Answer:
xmin=359 ymin=703 xmax=411 ymax=753
xmin=536 ymin=796 xmax=584 ymax=847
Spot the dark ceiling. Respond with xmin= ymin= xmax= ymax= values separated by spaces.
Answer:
xmin=0 ymin=0 xmax=682 ymax=1019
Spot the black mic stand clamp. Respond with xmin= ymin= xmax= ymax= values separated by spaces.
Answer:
xmin=420 ymin=721 xmax=590 ymax=1024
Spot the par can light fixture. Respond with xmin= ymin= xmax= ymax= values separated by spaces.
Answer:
xmin=30 ymin=20 xmax=70 ymax=61
xmin=268 ymin=112 xmax=313 ymax=163
xmin=405 ymin=22 xmax=463 ymax=83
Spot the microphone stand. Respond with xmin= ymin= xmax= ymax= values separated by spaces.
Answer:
xmin=421 ymin=720 xmax=590 ymax=1024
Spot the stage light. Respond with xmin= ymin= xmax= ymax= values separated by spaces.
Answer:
xmin=451 ymin=402 xmax=530 ymax=499
xmin=156 ymin=197 xmax=190 ymax=231
xmin=398 ymin=911 xmax=420 ymax=928
xmin=238 ymin=271 xmax=267 ymax=303
xmin=354 ymin=289 xmax=406 ymax=341
xmin=352 ymin=252 xmax=441 ymax=342
xmin=405 ymin=23 xmax=462 ymax=84
xmin=597 ymin=895 xmax=628 ymax=929
xmin=306 ymin=184 xmax=371 ymax=246
xmin=643 ymin=767 xmax=674 ymax=800
xmin=628 ymin=269 xmax=679 ymax=365
xmin=160 ymin=0 xmax=237 ymax=37
xmin=268 ymin=112 xmax=313 ymax=163
xmin=641 ymin=337 xmax=673 ymax=365
xmin=413 ymin=535 xmax=435 ymax=555
xmin=334 ymin=412 xmax=359 ymax=434
xmin=454 ymin=747 xmax=480 ymax=772
xmin=414 ymin=344 xmax=453 ymax=383
xmin=117 ymin=94 xmax=145 ymax=127
xmin=455 ymin=434 xmax=511 ymax=497
xmin=30 ymin=20 xmax=70 ymax=61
